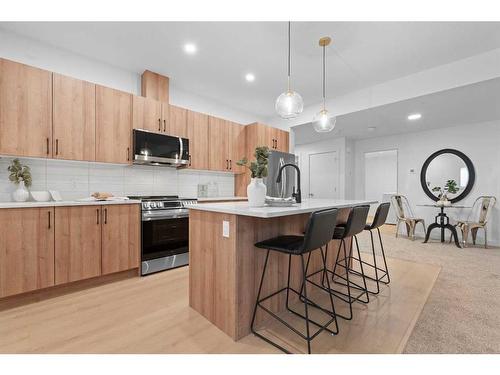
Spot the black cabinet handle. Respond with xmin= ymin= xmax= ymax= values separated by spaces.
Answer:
xmin=104 ymin=208 xmax=108 ymax=224
xmin=48 ymin=211 xmax=51 ymax=229
xmin=229 ymin=159 xmax=232 ymax=170
xmin=55 ymin=139 xmax=59 ymax=155
xmin=96 ymin=208 xmax=100 ymax=225
xmin=163 ymin=119 xmax=166 ymax=132
xmin=189 ymin=155 xmax=192 ymax=166
xmin=158 ymin=118 xmax=161 ymax=131
xmin=46 ymin=138 xmax=50 ymax=155
xmin=127 ymin=147 xmax=130 ymax=161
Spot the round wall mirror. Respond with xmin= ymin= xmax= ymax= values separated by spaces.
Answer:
xmin=420 ymin=148 xmax=475 ymax=203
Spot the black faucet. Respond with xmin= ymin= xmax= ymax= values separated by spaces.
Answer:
xmin=276 ymin=163 xmax=301 ymax=203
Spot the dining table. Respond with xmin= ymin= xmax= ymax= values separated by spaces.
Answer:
xmin=417 ymin=204 xmax=471 ymax=248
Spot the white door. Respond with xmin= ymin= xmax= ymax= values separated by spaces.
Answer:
xmin=309 ymin=151 xmax=339 ymax=199
xmin=364 ymin=149 xmax=398 ymax=222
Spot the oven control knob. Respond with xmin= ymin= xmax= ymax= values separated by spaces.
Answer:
xmin=143 ymin=202 xmax=150 ymax=209
xmin=150 ymin=202 xmax=157 ymax=209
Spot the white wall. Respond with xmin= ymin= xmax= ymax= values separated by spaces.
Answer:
xmin=353 ymin=120 xmax=500 ymax=245
xmin=294 ymin=137 xmax=347 ymax=200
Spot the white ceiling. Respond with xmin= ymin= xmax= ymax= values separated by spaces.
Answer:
xmin=293 ymin=77 xmax=500 ymax=144
xmin=1 ymin=22 xmax=500 ymax=120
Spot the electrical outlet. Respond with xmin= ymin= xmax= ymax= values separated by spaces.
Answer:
xmin=222 ymin=220 xmax=230 ymax=238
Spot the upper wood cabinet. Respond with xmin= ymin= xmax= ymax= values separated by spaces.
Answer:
xmin=132 ymin=95 xmax=162 ymax=133
xmin=208 ymin=116 xmax=230 ymax=171
xmin=53 ymin=73 xmax=96 ymax=161
xmin=141 ymin=70 xmax=169 ymax=103
xmin=54 ymin=206 xmax=101 ymax=285
xmin=101 ymin=204 xmax=140 ymax=275
xmin=168 ymin=105 xmax=188 ymax=138
xmin=0 ymin=207 xmax=55 ymax=298
xmin=96 ymin=85 xmax=132 ymax=164
xmin=272 ymin=127 xmax=289 ymax=152
xmin=0 ymin=58 xmax=53 ymax=158
xmin=187 ymin=110 xmax=209 ymax=170
xmin=229 ymin=121 xmax=245 ymax=173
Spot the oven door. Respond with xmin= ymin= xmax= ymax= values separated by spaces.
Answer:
xmin=141 ymin=214 xmax=189 ymax=262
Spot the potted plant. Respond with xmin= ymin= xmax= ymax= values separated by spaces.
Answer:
xmin=432 ymin=179 xmax=459 ymax=206
xmin=8 ymin=159 xmax=32 ymax=202
xmin=237 ymin=146 xmax=270 ymax=207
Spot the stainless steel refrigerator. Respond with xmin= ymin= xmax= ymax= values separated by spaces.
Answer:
xmin=264 ymin=150 xmax=297 ymax=198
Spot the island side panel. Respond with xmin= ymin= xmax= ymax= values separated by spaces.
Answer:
xmin=189 ymin=210 xmax=237 ymax=338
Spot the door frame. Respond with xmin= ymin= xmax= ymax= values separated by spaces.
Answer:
xmin=308 ymin=151 xmax=340 ymax=199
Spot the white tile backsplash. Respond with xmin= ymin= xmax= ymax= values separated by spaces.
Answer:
xmin=0 ymin=156 xmax=235 ymax=201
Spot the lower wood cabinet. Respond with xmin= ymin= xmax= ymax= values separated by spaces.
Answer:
xmin=0 ymin=208 xmax=55 ymax=298
xmin=101 ymin=204 xmax=140 ymax=275
xmin=54 ymin=206 xmax=102 ymax=285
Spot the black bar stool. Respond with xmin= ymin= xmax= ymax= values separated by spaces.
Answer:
xmin=348 ymin=202 xmax=391 ymax=295
xmin=322 ymin=205 xmax=371 ymax=321
xmin=251 ymin=208 xmax=340 ymax=354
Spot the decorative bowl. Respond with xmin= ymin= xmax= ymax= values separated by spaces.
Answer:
xmin=30 ymin=191 xmax=52 ymax=202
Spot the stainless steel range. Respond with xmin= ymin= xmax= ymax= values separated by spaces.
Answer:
xmin=128 ymin=195 xmax=197 ymax=276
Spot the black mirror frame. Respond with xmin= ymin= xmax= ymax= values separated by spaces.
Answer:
xmin=420 ymin=148 xmax=475 ymax=203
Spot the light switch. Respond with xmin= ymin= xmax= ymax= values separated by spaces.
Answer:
xmin=222 ymin=220 xmax=230 ymax=238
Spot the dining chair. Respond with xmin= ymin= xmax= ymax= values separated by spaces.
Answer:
xmin=449 ymin=196 xmax=497 ymax=248
xmin=390 ymin=195 xmax=426 ymax=240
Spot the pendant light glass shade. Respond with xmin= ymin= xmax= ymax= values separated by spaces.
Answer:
xmin=276 ymin=22 xmax=303 ymax=119
xmin=275 ymin=90 xmax=304 ymax=119
xmin=312 ymin=109 xmax=336 ymax=132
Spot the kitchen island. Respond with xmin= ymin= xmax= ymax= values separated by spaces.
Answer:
xmin=188 ymin=199 xmax=376 ymax=340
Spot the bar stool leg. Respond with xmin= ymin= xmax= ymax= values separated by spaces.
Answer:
xmin=369 ymin=230 xmax=380 ymax=294
xmin=300 ymin=254 xmax=312 ymax=354
xmin=377 ymin=228 xmax=391 ymax=284
xmin=354 ymin=235 xmax=370 ymax=303
xmin=320 ymin=246 xmax=339 ymax=335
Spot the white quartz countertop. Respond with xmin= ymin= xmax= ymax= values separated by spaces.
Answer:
xmin=188 ymin=199 xmax=377 ymax=218
xmin=197 ymin=196 xmax=247 ymax=202
xmin=0 ymin=199 xmax=141 ymax=209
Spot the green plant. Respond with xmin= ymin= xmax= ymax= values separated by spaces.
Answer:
xmin=432 ymin=179 xmax=459 ymax=198
xmin=236 ymin=146 xmax=270 ymax=179
xmin=7 ymin=159 xmax=32 ymax=188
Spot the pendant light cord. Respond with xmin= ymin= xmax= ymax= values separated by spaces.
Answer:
xmin=287 ymin=21 xmax=291 ymax=91
xmin=322 ymin=44 xmax=326 ymax=110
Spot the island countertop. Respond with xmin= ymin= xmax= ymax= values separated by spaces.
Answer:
xmin=188 ymin=198 xmax=377 ymax=218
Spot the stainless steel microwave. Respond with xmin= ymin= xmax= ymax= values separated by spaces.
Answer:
xmin=133 ymin=129 xmax=189 ymax=168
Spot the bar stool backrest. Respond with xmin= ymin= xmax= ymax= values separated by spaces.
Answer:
xmin=301 ymin=208 xmax=339 ymax=254
xmin=369 ymin=202 xmax=390 ymax=229
xmin=343 ymin=205 xmax=370 ymax=238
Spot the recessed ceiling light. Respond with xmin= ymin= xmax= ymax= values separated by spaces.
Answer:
xmin=245 ymin=73 xmax=255 ymax=82
xmin=407 ymin=113 xmax=422 ymax=121
xmin=183 ymin=43 xmax=197 ymax=55
xmin=367 ymin=126 xmax=376 ymax=131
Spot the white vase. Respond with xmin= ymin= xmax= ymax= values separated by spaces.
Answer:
xmin=247 ymin=178 xmax=266 ymax=207
xmin=12 ymin=180 xmax=29 ymax=202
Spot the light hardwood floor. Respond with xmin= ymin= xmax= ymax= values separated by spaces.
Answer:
xmin=0 ymin=256 xmax=440 ymax=354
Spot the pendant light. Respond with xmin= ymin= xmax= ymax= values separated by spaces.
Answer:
xmin=275 ymin=21 xmax=303 ymax=119
xmin=313 ymin=36 xmax=336 ymax=133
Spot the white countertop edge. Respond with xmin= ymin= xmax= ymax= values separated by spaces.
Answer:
xmin=197 ymin=196 xmax=248 ymax=202
xmin=188 ymin=199 xmax=378 ymax=218
xmin=0 ymin=200 xmax=142 ymax=209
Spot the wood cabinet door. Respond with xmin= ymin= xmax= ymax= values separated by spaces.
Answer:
xmin=53 ymin=73 xmax=96 ymax=161
xmin=208 ymin=116 xmax=230 ymax=171
xmin=132 ymin=95 xmax=162 ymax=133
xmin=228 ymin=121 xmax=245 ymax=173
xmin=274 ymin=128 xmax=290 ymax=152
xmin=0 ymin=208 xmax=54 ymax=298
xmin=0 ymin=58 xmax=52 ymax=158
xmin=54 ymin=206 xmax=101 ymax=285
xmin=187 ymin=110 xmax=209 ymax=170
xmin=96 ymin=85 xmax=132 ymax=164
xmin=168 ymin=105 xmax=188 ymax=137
xmin=101 ymin=204 xmax=140 ymax=275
